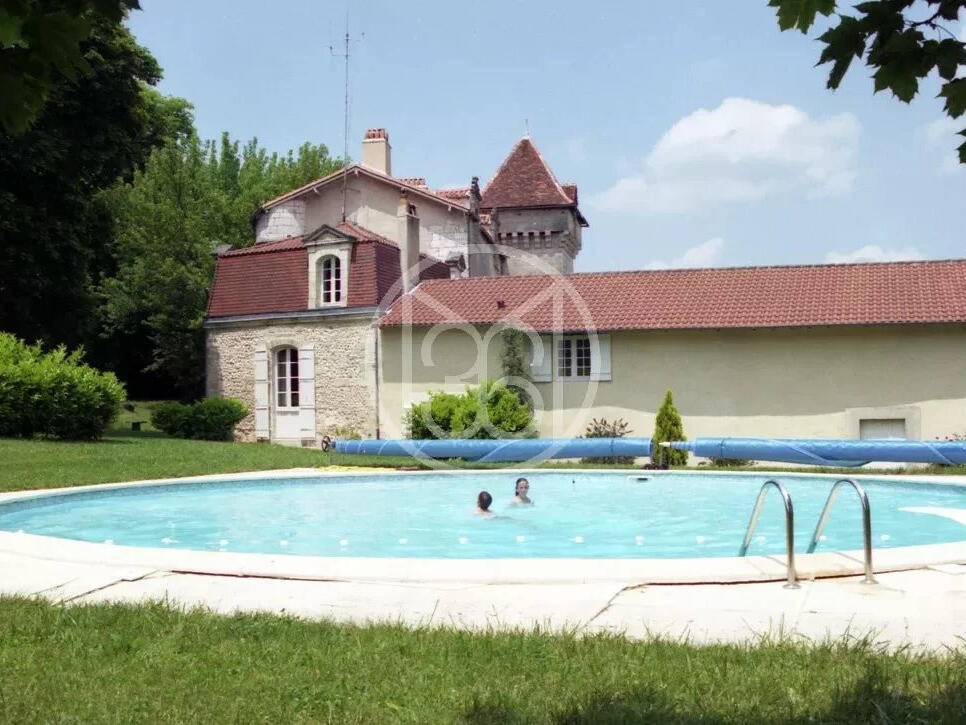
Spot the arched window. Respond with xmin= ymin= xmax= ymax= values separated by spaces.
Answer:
xmin=275 ymin=347 xmax=299 ymax=408
xmin=320 ymin=255 xmax=342 ymax=304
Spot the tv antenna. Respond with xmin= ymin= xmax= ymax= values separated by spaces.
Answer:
xmin=330 ymin=16 xmax=363 ymax=221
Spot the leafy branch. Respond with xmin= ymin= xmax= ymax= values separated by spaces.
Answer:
xmin=768 ymin=0 xmax=966 ymax=162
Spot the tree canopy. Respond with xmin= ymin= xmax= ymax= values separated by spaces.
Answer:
xmin=99 ymin=133 xmax=342 ymax=397
xmin=0 ymin=15 xmax=189 ymax=351
xmin=769 ymin=0 xmax=966 ymax=162
xmin=0 ymin=0 xmax=141 ymax=133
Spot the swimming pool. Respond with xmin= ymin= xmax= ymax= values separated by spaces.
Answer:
xmin=2 ymin=471 xmax=966 ymax=560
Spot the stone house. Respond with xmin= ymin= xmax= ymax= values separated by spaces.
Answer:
xmin=205 ymin=128 xmax=966 ymax=446
xmin=205 ymin=128 xmax=586 ymax=443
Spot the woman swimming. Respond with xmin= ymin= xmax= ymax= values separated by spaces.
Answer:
xmin=511 ymin=477 xmax=532 ymax=505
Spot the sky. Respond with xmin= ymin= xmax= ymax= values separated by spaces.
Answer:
xmin=127 ymin=1 xmax=966 ymax=273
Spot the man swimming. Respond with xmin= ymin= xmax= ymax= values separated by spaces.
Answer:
xmin=476 ymin=490 xmax=495 ymax=517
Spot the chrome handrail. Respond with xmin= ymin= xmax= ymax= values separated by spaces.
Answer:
xmin=807 ymin=478 xmax=876 ymax=584
xmin=739 ymin=480 xmax=798 ymax=589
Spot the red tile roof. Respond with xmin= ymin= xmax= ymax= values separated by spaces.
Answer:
xmin=398 ymin=177 xmax=428 ymax=188
xmin=434 ymin=187 xmax=471 ymax=201
xmin=380 ymin=260 xmax=966 ymax=331
xmin=561 ymin=183 xmax=577 ymax=204
xmin=207 ymin=224 xmax=449 ymax=319
xmin=481 ymin=138 xmax=575 ymax=209
xmin=335 ymin=220 xmax=398 ymax=247
xmin=208 ymin=238 xmax=308 ymax=317
xmin=219 ymin=236 xmax=305 ymax=257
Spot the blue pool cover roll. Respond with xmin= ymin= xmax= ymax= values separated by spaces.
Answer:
xmin=335 ymin=437 xmax=653 ymax=462
xmin=668 ymin=438 xmax=966 ymax=466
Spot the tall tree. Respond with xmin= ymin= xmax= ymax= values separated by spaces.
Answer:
xmin=100 ymin=134 xmax=342 ymax=397
xmin=0 ymin=0 xmax=141 ymax=133
xmin=769 ymin=0 xmax=966 ymax=162
xmin=0 ymin=15 xmax=190 ymax=349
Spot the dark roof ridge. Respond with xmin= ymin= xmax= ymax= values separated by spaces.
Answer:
xmin=222 ymin=236 xmax=305 ymax=256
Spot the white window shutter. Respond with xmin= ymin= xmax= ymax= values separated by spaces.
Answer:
xmin=530 ymin=335 xmax=552 ymax=382
xmin=590 ymin=334 xmax=612 ymax=381
xmin=298 ymin=345 xmax=316 ymax=436
xmin=253 ymin=347 xmax=270 ymax=438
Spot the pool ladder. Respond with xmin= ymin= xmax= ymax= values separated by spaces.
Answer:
xmin=739 ymin=478 xmax=876 ymax=588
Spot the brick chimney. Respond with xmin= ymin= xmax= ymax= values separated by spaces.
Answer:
xmin=397 ymin=191 xmax=420 ymax=292
xmin=362 ymin=128 xmax=391 ymax=175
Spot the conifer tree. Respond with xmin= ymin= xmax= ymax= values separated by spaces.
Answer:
xmin=652 ymin=389 xmax=688 ymax=466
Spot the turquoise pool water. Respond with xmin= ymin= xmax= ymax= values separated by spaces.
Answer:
xmin=2 ymin=473 xmax=966 ymax=559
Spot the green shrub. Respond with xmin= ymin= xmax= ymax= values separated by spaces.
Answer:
xmin=709 ymin=457 xmax=754 ymax=467
xmin=0 ymin=333 xmax=125 ymax=440
xmin=150 ymin=401 xmax=193 ymax=438
xmin=652 ymin=389 xmax=688 ymax=466
xmin=150 ymin=398 xmax=247 ymax=441
xmin=190 ymin=398 xmax=248 ymax=441
xmin=405 ymin=380 xmax=534 ymax=440
xmin=580 ymin=417 xmax=635 ymax=464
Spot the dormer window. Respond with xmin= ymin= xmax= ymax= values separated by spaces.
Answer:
xmin=320 ymin=255 xmax=342 ymax=304
xmin=304 ymin=223 xmax=352 ymax=308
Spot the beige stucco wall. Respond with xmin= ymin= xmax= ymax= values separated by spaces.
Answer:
xmin=378 ymin=324 xmax=966 ymax=443
xmin=206 ymin=316 xmax=378 ymax=442
xmin=299 ymin=174 xmax=471 ymax=267
xmin=253 ymin=174 xmax=474 ymax=271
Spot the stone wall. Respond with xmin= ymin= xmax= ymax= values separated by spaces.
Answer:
xmin=206 ymin=315 xmax=377 ymax=442
xmin=255 ymin=199 xmax=307 ymax=243
xmin=492 ymin=207 xmax=581 ymax=276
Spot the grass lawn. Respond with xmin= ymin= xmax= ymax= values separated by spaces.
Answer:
xmin=0 ymin=434 xmax=326 ymax=492
xmin=2 ymin=596 xmax=966 ymax=723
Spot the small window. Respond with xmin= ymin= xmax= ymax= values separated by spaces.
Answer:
xmin=275 ymin=347 xmax=299 ymax=408
xmin=575 ymin=337 xmax=591 ymax=377
xmin=557 ymin=336 xmax=591 ymax=380
xmin=557 ymin=339 xmax=573 ymax=378
xmin=320 ymin=255 xmax=342 ymax=304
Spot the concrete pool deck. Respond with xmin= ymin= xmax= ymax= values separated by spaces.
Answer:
xmin=2 ymin=468 xmax=966 ymax=651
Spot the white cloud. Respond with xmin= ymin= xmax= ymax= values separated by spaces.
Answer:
xmin=918 ymin=116 xmax=964 ymax=174
xmin=824 ymin=245 xmax=924 ymax=264
xmin=591 ymin=98 xmax=860 ymax=215
xmin=646 ymin=237 xmax=724 ymax=270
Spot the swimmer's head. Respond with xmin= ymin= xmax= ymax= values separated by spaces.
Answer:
xmin=515 ymin=477 xmax=529 ymax=496
xmin=477 ymin=491 xmax=493 ymax=511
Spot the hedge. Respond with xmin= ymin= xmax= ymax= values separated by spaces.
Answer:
xmin=0 ymin=333 xmax=125 ymax=440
